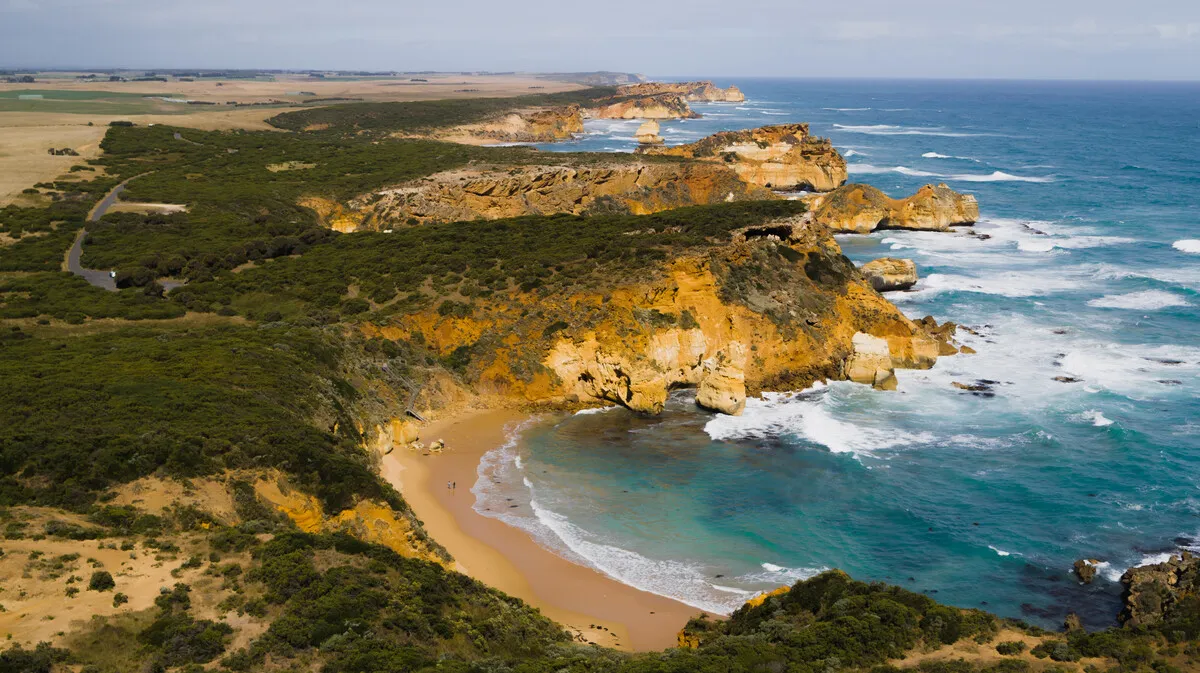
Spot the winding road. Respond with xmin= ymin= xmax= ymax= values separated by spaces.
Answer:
xmin=64 ymin=181 xmax=132 ymax=291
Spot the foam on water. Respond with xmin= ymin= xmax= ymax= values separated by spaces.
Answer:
xmin=847 ymin=164 xmax=1054 ymax=183
xmin=833 ymin=123 xmax=990 ymax=137
xmin=704 ymin=388 xmax=935 ymax=456
xmin=1173 ymin=240 xmax=1200 ymax=254
xmin=1087 ymin=290 xmax=1191 ymax=310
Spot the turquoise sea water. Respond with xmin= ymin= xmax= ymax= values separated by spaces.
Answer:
xmin=473 ymin=79 xmax=1200 ymax=629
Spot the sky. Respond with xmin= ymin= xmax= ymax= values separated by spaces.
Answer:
xmin=1 ymin=0 xmax=1198 ymax=80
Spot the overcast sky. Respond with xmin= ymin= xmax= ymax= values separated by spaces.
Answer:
xmin=2 ymin=0 xmax=1198 ymax=80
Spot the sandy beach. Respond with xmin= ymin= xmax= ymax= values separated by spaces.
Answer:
xmin=380 ymin=409 xmax=703 ymax=652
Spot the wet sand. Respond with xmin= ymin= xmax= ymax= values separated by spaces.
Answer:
xmin=380 ymin=409 xmax=703 ymax=652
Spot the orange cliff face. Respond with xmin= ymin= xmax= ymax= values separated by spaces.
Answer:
xmin=360 ymin=215 xmax=955 ymax=419
xmin=427 ymin=105 xmax=585 ymax=145
xmin=807 ymin=182 xmax=980 ymax=233
xmin=345 ymin=161 xmax=775 ymax=226
xmin=639 ymin=124 xmax=848 ymax=192
xmin=617 ymin=81 xmax=746 ymax=103
xmin=587 ymin=93 xmax=701 ymax=120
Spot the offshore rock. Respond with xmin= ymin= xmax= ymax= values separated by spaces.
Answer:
xmin=860 ymin=258 xmax=918 ymax=292
xmin=809 ymin=183 xmax=979 ymax=233
xmin=1120 ymin=551 xmax=1200 ymax=627
xmin=1074 ymin=558 xmax=1100 ymax=584
xmin=640 ymin=124 xmax=847 ymax=192
xmin=846 ymin=332 xmax=897 ymax=390
xmin=635 ymin=120 xmax=664 ymax=145
xmin=617 ymin=81 xmax=745 ymax=103
xmin=356 ymin=161 xmax=773 ymax=225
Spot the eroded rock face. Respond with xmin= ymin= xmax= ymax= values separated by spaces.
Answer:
xmin=589 ymin=93 xmax=699 ymax=120
xmin=1120 ymin=551 xmax=1200 ymax=627
xmin=809 ymin=183 xmax=979 ymax=233
xmin=846 ymin=332 xmax=898 ymax=390
xmin=861 ymin=258 xmax=918 ymax=292
xmin=432 ymin=105 xmax=584 ymax=145
xmin=639 ymin=124 xmax=847 ymax=192
xmin=363 ymin=217 xmax=954 ymax=415
xmin=617 ymin=81 xmax=745 ymax=103
xmin=354 ymin=162 xmax=773 ymax=226
xmin=635 ymin=120 xmax=664 ymax=145
xmin=696 ymin=343 xmax=748 ymax=415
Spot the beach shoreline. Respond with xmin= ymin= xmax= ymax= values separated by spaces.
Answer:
xmin=379 ymin=408 xmax=703 ymax=652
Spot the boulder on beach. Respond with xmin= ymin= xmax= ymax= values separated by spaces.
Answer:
xmin=861 ymin=258 xmax=918 ymax=292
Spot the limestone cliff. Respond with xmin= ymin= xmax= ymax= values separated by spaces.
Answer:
xmin=639 ymin=124 xmax=848 ymax=192
xmin=588 ymin=93 xmax=700 ymax=120
xmin=809 ymin=183 xmax=979 ymax=233
xmin=431 ymin=105 xmax=584 ymax=145
xmin=361 ymin=213 xmax=954 ymax=416
xmin=635 ymin=120 xmax=664 ymax=145
xmin=617 ymin=81 xmax=745 ymax=103
xmin=860 ymin=258 xmax=918 ymax=292
xmin=352 ymin=161 xmax=774 ymax=226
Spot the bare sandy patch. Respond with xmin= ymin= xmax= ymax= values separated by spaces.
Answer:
xmin=0 ymin=123 xmax=105 ymax=205
xmin=105 ymin=202 xmax=188 ymax=215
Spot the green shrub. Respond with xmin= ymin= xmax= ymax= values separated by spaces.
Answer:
xmin=87 ymin=571 xmax=115 ymax=592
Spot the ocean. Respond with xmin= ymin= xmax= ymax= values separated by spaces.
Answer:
xmin=473 ymin=79 xmax=1200 ymax=629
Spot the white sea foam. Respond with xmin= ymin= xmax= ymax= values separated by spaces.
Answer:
xmin=1173 ymin=240 xmax=1200 ymax=254
xmin=823 ymin=107 xmax=871 ymax=111
xmin=574 ymin=405 xmax=621 ymax=415
xmin=1087 ymin=290 xmax=1191 ymax=310
xmin=843 ymin=149 xmax=864 ymax=157
xmin=704 ymin=389 xmax=935 ymax=456
xmin=845 ymin=164 xmax=1053 ymax=183
xmin=1081 ymin=410 xmax=1115 ymax=427
xmin=834 ymin=123 xmax=988 ymax=137
xmin=922 ymin=152 xmax=952 ymax=159
xmin=988 ymin=546 xmax=1016 ymax=557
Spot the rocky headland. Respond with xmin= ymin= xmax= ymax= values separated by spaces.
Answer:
xmin=356 ymin=211 xmax=958 ymax=429
xmin=807 ymin=182 xmax=980 ymax=233
xmin=638 ymin=124 xmax=848 ymax=192
xmin=429 ymin=105 xmax=585 ymax=145
xmin=348 ymin=161 xmax=773 ymax=227
xmin=616 ymin=81 xmax=745 ymax=103
xmin=588 ymin=93 xmax=700 ymax=120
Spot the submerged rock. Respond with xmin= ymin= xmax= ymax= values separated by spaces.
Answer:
xmin=861 ymin=258 xmax=918 ymax=292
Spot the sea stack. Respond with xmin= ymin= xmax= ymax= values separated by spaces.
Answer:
xmin=635 ymin=120 xmax=664 ymax=145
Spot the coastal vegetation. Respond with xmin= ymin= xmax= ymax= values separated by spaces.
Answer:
xmin=0 ymin=90 xmax=1196 ymax=673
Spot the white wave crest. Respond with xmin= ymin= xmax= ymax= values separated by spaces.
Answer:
xmin=704 ymin=389 xmax=935 ymax=456
xmin=1173 ymin=240 xmax=1200 ymax=254
xmin=1087 ymin=290 xmax=1191 ymax=310
xmin=833 ymin=123 xmax=987 ymax=137
xmin=1080 ymin=410 xmax=1115 ymax=427
xmin=845 ymin=164 xmax=1053 ymax=183
xmin=574 ymin=405 xmax=621 ymax=415
xmin=823 ymin=107 xmax=871 ymax=111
